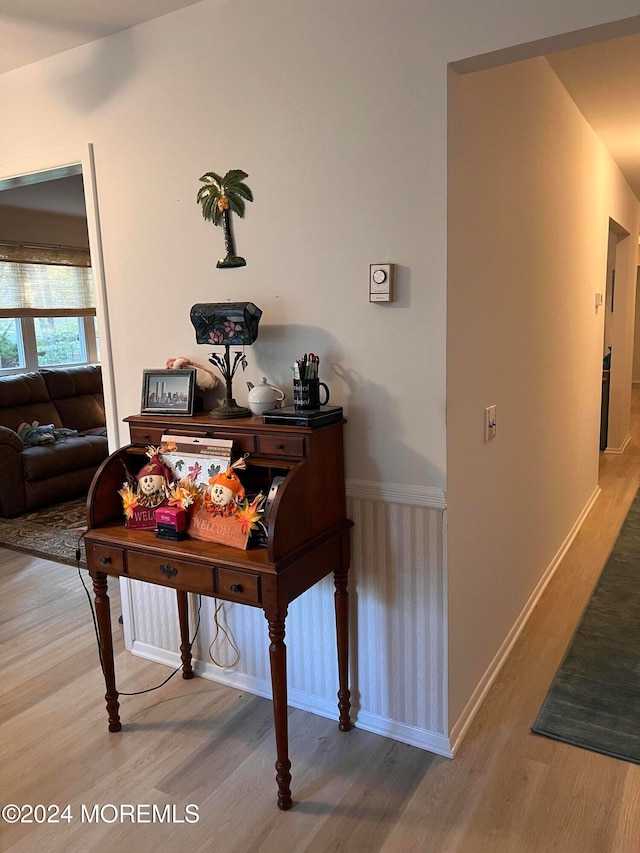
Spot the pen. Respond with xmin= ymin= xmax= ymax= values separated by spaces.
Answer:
xmin=295 ymin=353 xmax=320 ymax=380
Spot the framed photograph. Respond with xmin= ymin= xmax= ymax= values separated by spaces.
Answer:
xmin=140 ymin=369 xmax=195 ymax=416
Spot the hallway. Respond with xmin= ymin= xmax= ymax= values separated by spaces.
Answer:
xmin=382 ymin=385 xmax=640 ymax=850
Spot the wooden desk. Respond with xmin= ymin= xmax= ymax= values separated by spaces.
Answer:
xmin=84 ymin=413 xmax=352 ymax=810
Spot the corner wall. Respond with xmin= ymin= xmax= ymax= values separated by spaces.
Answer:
xmin=447 ymin=56 xmax=639 ymax=730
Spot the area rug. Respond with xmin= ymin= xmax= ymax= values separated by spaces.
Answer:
xmin=532 ymin=489 xmax=640 ymax=763
xmin=0 ymin=498 xmax=88 ymax=568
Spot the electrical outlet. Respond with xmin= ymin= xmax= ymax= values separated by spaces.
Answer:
xmin=485 ymin=405 xmax=496 ymax=442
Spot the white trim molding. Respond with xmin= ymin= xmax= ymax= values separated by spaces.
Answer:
xmin=132 ymin=641 xmax=455 ymax=759
xmin=347 ymin=479 xmax=447 ymax=509
xmin=604 ymin=433 xmax=632 ymax=455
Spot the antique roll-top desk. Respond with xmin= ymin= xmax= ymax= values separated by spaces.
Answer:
xmin=84 ymin=412 xmax=353 ymax=810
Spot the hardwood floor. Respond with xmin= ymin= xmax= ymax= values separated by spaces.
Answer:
xmin=2 ymin=393 xmax=640 ymax=852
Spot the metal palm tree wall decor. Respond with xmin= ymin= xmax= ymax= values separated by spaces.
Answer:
xmin=196 ymin=169 xmax=254 ymax=268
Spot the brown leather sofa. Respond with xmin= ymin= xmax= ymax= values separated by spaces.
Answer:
xmin=0 ymin=364 xmax=108 ymax=517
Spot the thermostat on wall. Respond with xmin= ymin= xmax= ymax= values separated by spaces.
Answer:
xmin=369 ymin=263 xmax=395 ymax=302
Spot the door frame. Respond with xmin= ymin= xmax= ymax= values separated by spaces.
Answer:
xmin=0 ymin=143 xmax=119 ymax=448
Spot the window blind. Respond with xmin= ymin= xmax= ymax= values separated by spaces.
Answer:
xmin=0 ymin=247 xmax=95 ymax=318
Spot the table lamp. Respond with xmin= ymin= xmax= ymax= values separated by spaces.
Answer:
xmin=190 ymin=301 xmax=262 ymax=419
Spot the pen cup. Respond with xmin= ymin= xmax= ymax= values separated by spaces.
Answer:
xmin=293 ymin=378 xmax=330 ymax=410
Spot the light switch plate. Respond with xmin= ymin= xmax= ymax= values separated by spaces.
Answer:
xmin=484 ymin=405 xmax=496 ymax=442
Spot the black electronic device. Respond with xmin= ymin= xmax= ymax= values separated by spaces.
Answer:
xmin=262 ymin=405 xmax=343 ymax=428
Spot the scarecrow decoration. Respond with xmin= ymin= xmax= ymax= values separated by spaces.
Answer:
xmin=118 ymin=446 xmax=264 ymax=548
xmin=119 ymin=447 xmax=172 ymax=529
xmin=188 ymin=454 xmax=263 ymax=548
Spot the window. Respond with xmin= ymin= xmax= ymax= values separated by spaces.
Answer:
xmin=0 ymin=317 xmax=25 ymax=369
xmin=0 ymin=244 xmax=97 ymax=374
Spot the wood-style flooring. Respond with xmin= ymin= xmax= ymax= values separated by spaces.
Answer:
xmin=2 ymin=393 xmax=640 ymax=852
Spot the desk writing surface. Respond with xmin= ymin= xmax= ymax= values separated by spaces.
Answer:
xmin=92 ymin=416 xmax=346 ymax=562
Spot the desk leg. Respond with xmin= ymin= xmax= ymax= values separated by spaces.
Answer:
xmin=176 ymin=590 xmax=194 ymax=679
xmin=267 ymin=614 xmax=292 ymax=811
xmin=334 ymin=567 xmax=352 ymax=732
xmin=91 ymin=572 xmax=121 ymax=732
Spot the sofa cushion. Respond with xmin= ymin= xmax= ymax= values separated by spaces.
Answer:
xmin=25 ymin=470 xmax=96 ymax=513
xmin=0 ymin=371 xmax=49 ymax=407
xmin=21 ymin=435 xmax=108 ymax=482
xmin=0 ymin=372 xmax=63 ymax=432
xmin=41 ymin=364 xmax=102 ymax=397
xmin=0 ymin=401 xmax=63 ymax=433
xmin=80 ymin=426 xmax=108 ymax=437
xmin=0 ymin=425 xmax=23 ymax=452
xmin=41 ymin=365 xmax=105 ymax=432
xmin=53 ymin=395 xmax=105 ymax=432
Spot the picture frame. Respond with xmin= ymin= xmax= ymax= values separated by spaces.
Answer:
xmin=140 ymin=369 xmax=195 ymax=416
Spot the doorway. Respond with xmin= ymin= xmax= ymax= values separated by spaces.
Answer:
xmin=601 ymin=219 xmax=633 ymax=456
xmin=0 ymin=167 xmax=99 ymax=374
xmin=0 ymin=145 xmax=117 ymax=446
xmin=601 ymin=224 xmax=617 ymax=450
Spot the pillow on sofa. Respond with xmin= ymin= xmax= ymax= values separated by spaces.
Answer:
xmin=18 ymin=421 xmax=78 ymax=446
xmin=18 ymin=422 xmax=55 ymax=445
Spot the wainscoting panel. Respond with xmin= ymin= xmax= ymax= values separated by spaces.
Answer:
xmin=125 ymin=487 xmax=449 ymax=755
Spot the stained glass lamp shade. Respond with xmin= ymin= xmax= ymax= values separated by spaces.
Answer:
xmin=190 ymin=302 xmax=262 ymax=419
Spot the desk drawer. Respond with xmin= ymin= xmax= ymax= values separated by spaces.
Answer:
xmin=129 ymin=425 xmax=164 ymax=446
xmin=257 ymin=434 xmax=306 ymax=458
xmin=216 ymin=568 xmax=261 ymax=605
xmin=87 ymin=542 xmax=125 ymax=575
xmin=127 ymin=552 xmax=214 ymax=595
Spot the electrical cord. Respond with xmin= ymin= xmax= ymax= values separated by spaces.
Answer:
xmin=76 ymin=534 xmax=202 ymax=696
xmin=208 ymin=599 xmax=241 ymax=669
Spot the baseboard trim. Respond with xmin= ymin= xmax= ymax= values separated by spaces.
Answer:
xmin=448 ymin=483 xmax=601 ymax=754
xmin=604 ymin=433 xmax=632 ymax=455
xmin=131 ymin=640 xmax=453 ymax=758
xmin=352 ymin=709 xmax=453 ymax=758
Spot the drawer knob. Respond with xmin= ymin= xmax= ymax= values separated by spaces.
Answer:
xmin=159 ymin=563 xmax=179 ymax=579
xmin=230 ymin=583 xmax=242 ymax=593
xmin=275 ymin=443 xmax=284 ymax=449
xmin=100 ymin=556 xmax=111 ymax=565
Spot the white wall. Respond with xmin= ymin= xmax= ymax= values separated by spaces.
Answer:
xmin=447 ymin=56 xmax=639 ymax=730
xmin=1 ymin=0 xmax=640 ymax=749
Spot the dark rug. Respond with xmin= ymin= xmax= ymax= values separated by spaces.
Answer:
xmin=0 ymin=498 xmax=87 ymax=568
xmin=532 ymin=490 xmax=640 ymax=763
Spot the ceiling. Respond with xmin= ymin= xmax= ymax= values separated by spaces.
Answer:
xmin=0 ymin=173 xmax=86 ymax=215
xmin=547 ymin=33 xmax=640 ymax=200
xmin=0 ymin=6 xmax=639 ymax=203
xmin=0 ymin=0 xmax=202 ymax=76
